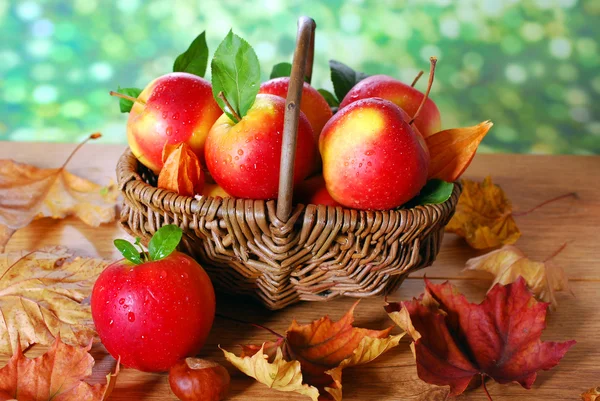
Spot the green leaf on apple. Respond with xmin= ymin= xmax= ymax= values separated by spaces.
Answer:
xmin=114 ymin=239 xmax=142 ymax=264
xmin=405 ymin=179 xmax=454 ymax=207
xmin=317 ymin=89 xmax=340 ymax=107
xmin=148 ymin=224 xmax=184 ymax=261
xmin=211 ymin=30 xmax=260 ymax=122
xmin=173 ymin=31 xmax=209 ymax=78
xmin=329 ymin=60 xmax=369 ymax=102
xmin=116 ymin=86 xmax=142 ymax=113
xmin=270 ymin=62 xmax=292 ymax=79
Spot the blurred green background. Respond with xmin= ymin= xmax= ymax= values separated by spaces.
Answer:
xmin=1 ymin=0 xmax=599 ymax=154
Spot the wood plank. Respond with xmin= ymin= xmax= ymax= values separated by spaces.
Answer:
xmin=0 ymin=142 xmax=599 ymax=400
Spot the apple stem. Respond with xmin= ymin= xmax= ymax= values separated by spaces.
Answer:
xmin=513 ymin=192 xmax=577 ymax=217
xmin=481 ymin=375 xmax=494 ymax=401
xmin=215 ymin=313 xmax=284 ymax=339
xmin=109 ymin=91 xmax=146 ymax=105
xmin=217 ymin=91 xmax=241 ymax=123
xmin=411 ymin=70 xmax=424 ymax=87
xmin=60 ymin=132 xmax=102 ymax=170
xmin=409 ymin=57 xmax=437 ymax=126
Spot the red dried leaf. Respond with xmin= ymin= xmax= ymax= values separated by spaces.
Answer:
xmin=157 ymin=143 xmax=205 ymax=196
xmin=385 ymin=277 xmax=575 ymax=398
xmin=0 ymin=336 xmax=119 ymax=401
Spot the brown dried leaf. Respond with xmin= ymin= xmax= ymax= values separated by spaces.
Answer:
xmin=0 ymin=336 xmax=119 ymax=401
xmin=445 ymin=176 xmax=520 ymax=249
xmin=465 ymin=245 xmax=571 ymax=309
xmin=222 ymin=302 xmax=403 ymax=400
xmin=582 ymin=387 xmax=600 ymax=401
xmin=158 ymin=143 xmax=205 ymax=196
xmin=0 ymin=247 xmax=109 ymax=355
xmin=0 ymin=150 xmax=118 ymax=251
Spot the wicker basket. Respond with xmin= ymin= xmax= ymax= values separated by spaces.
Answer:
xmin=116 ymin=17 xmax=462 ymax=310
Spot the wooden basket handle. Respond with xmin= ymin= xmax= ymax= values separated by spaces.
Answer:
xmin=276 ymin=16 xmax=316 ymax=222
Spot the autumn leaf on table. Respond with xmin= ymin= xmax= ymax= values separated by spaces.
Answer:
xmin=0 ymin=336 xmax=119 ymax=401
xmin=582 ymin=387 xmax=600 ymax=401
xmin=385 ymin=277 xmax=575 ymax=400
xmin=426 ymin=121 xmax=493 ymax=182
xmin=0 ymin=133 xmax=118 ymax=251
xmin=221 ymin=302 xmax=403 ymax=401
xmin=157 ymin=142 xmax=205 ymax=197
xmin=0 ymin=246 xmax=109 ymax=355
xmin=446 ymin=176 xmax=520 ymax=249
xmin=465 ymin=244 xmax=572 ymax=309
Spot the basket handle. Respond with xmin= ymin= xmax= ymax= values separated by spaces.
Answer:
xmin=276 ymin=16 xmax=316 ymax=222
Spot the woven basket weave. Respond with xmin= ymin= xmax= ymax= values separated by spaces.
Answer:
xmin=116 ymin=17 xmax=462 ymax=310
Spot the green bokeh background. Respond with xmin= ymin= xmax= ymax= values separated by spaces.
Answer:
xmin=1 ymin=0 xmax=599 ymax=154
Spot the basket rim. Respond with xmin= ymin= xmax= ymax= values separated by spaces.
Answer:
xmin=117 ymin=148 xmax=462 ymax=218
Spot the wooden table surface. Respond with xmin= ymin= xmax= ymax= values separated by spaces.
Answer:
xmin=1 ymin=142 xmax=599 ymax=400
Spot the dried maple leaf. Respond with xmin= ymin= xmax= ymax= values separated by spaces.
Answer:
xmin=0 ymin=246 xmax=109 ymax=355
xmin=0 ymin=134 xmax=118 ymax=251
xmin=582 ymin=387 xmax=600 ymax=401
xmin=222 ymin=302 xmax=403 ymax=400
xmin=385 ymin=277 xmax=575 ymax=399
xmin=426 ymin=121 xmax=492 ymax=182
xmin=465 ymin=244 xmax=571 ymax=309
xmin=0 ymin=336 xmax=119 ymax=401
xmin=157 ymin=142 xmax=205 ymax=197
xmin=445 ymin=176 xmax=520 ymax=249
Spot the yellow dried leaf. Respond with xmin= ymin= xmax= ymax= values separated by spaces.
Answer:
xmin=0 ymin=336 xmax=119 ymax=401
xmin=0 ymin=149 xmax=118 ymax=251
xmin=582 ymin=387 xmax=600 ymax=401
xmin=0 ymin=247 xmax=108 ymax=355
xmin=446 ymin=176 xmax=520 ymax=249
xmin=465 ymin=245 xmax=571 ymax=309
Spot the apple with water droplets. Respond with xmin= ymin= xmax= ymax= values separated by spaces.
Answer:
xmin=91 ymin=225 xmax=216 ymax=372
xmin=127 ymin=72 xmax=223 ymax=173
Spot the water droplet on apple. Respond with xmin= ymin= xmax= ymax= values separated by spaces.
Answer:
xmin=234 ymin=156 xmax=239 ymax=161
xmin=181 ymin=272 xmax=188 ymax=279
xmin=118 ymin=298 xmax=125 ymax=305
xmin=172 ymin=112 xmax=180 ymax=120
xmin=344 ymin=162 xmax=349 ymax=166
xmin=367 ymin=161 xmax=372 ymax=166
xmin=159 ymin=270 xmax=167 ymax=279
xmin=237 ymin=149 xmax=244 ymax=156
xmin=226 ymin=154 xmax=232 ymax=163
xmin=141 ymin=335 xmax=145 ymax=339
xmin=109 ymin=319 xmax=114 ymax=327
xmin=240 ymin=164 xmax=246 ymax=171
xmin=162 ymin=111 xmax=168 ymax=119
xmin=128 ymin=312 xmax=136 ymax=322
xmin=166 ymin=126 xmax=173 ymax=136
xmin=365 ymin=150 xmax=375 ymax=156
xmin=359 ymin=163 xmax=363 ymax=167
xmin=356 ymin=172 xmax=359 ymax=177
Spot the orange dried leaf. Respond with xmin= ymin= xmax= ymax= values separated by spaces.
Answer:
xmin=0 ymin=247 xmax=109 ymax=355
xmin=0 ymin=336 xmax=119 ymax=401
xmin=582 ymin=387 xmax=600 ymax=401
xmin=446 ymin=176 xmax=520 ymax=249
xmin=0 ymin=155 xmax=118 ymax=251
xmin=465 ymin=245 xmax=571 ymax=309
xmin=222 ymin=302 xmax=403 ymax=401
xmin=426 ymin=121 xmax=492 ymax=182
xmin=157 ymin=143 xmax=205 ymax=197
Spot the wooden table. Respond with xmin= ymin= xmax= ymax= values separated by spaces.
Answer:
xmin=1 ymin=142 xmax=599 ymax=400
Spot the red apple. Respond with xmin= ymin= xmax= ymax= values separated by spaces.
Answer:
xmin=339 ymin=74 xmax=441 ymax=138
xmin=259 ymin=77 xmax=333 ymax=139
xmin=127 ymin=72 xmax=222 ymax=173
xmin=205 ymin=94 xmax=317 ymax=200
xmin=294 ymin=175 xmax=339 ymax=207
xmin=91 ymin=244 xmax=215 ymax=372
xmin=320 ymin=98 xmax=429 ymax=210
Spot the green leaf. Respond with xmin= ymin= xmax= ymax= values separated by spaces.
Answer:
xmin=116 ymin=86 xmax=142 ymax=113
xmin=317 ymin=89 xmax=340 ymax=107
xmin=270 ymin=62 xmax=292 ymax=79
xmin=114 ymin=239 xmax=142 ymax=264
xmin=173 ymin=31 xmax=209 ymax=78
xmin=329 ymin=60 xmax=369 ymax=102
xmin=407 ymin=179 xmax=454 ymax=207
xmin=211 ymin=30 xmax=260 ymax=121
xmin=148 ymin=224 xmax=183 ymax=261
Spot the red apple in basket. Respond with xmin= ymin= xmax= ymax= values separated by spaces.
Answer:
xmin=91 ymin=225 xmax=216 ymax=372
xmin=320 ymin=97 xmax=429 ymax=210
xmin=126 ymin=72 xmax=223 ymax=173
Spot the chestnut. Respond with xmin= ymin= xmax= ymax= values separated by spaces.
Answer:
xmin=169 ymin=358 xmax=230 ymax=401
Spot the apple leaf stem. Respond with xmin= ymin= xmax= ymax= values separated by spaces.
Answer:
xmin=134 ymin=237 xmax=149 ymax=262
xmin=512 ymin=192 xmax=577 ymax=217
xmin=217 ymin=92 xmax=241 ymax=123
xmin=109 ymin=91 xmax=146 ymax=105
xmin=409 ymin=56 xmax=437 ymax=126
xmin=411 ymin=70 xmax=424 ymax=87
